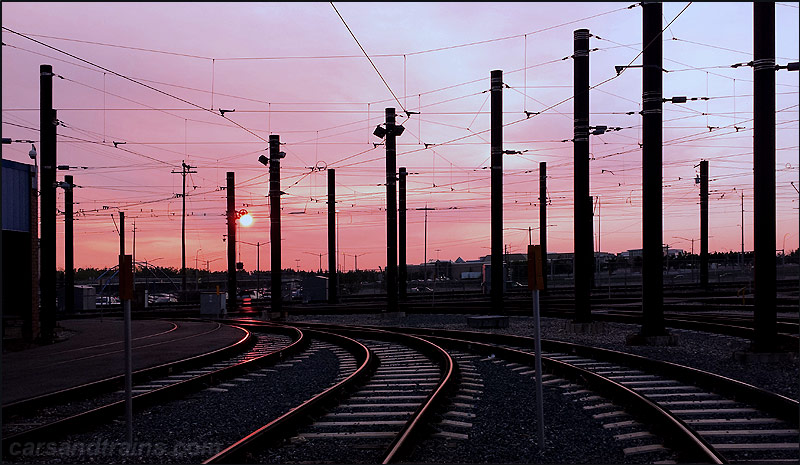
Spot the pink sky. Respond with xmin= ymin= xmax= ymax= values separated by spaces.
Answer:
xmin=2 ymin=2 xmax=798 ymax=272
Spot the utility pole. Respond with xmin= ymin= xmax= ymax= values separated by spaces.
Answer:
xmin=40 ymin=64 xmax=56 ymax=343
xmin=385 ymin=108 xmax=399 ymax=313
xmin=424 ymin=205 xmax=429 ymax=282
xmin=269 ymin=135 xmax=285 ymax=318
xmin=64 ymin=175 xmax=74 ymax=313
xmin=490 ymin=69 xmax=504 ymax=312
xmin=226 ymin=172 xmax=236 ymax=312
xmin=399 ymin=167 xmax=408 ymax=302
xmin=328 ymin=168 xmax=338 ymax=304
xmin=539 ymin=161 xmax=548 ymax=292
xmin=741 ymin=191 xmax=745 ymax=269
xmin=573 ymin=30 xmax=592 ymax=323
xmin=641 ymin=1 xmax=665 ymax=337
xmin=700 ymin=160 xmax=709 ymax=289
xmin=753 ymin=1 xmax=777 ymax=352
xmin=172 ymin=161 xmax=196 ymax=296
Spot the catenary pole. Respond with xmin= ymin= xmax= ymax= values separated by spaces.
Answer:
xmin=40 ymin=64 xmax=56 ymax=343
xmin=385 ymin=108 xmax=398 ymax=313
xmin=226 ymin=172 xmax=236 ymax=312
xmin=641 ymin=1 xmax=665 ymax=337
xmin=328 ymin=168 xmax=338 ymax=304
xmin=269 ymin=135 xmax=284 ymax=318
xmin=753 ymin=1 xmax=777 ymax=352
xmin=700 ymin=160 xmax=709 ymax=289
xmin=490 ymin=70 xmax=504 ymax=312
xmin=64 ymin=175 xmax=74 ymax=313
xmin=539 ymin=162 xmax=548 ymax=292
xmin=399 ymin=167 xmax=408 ymax=303
xmin=573 ymin=29 xmax=592 ymax=322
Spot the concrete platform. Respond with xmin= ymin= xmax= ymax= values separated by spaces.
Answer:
xmin=1 ymin=318 xmax=246 ymax=404
xmin=467 ymin=315 xmax=509 ymax=329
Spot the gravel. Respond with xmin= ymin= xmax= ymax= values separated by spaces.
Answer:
xmin=291 ymin=313 xmax=799 ymax=400
xmin=407 ymin=350 xmax=676 ymax=464
xmin=4 ymin=338 xmax=342 ymax=464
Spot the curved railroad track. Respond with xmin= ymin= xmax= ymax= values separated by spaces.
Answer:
xmin=206 ymin=322 xmax=456 ymax=464
xmin=282 ymin=321 xmax=799 ymax=464
xmin=1 ymin=323 xmax=303 ymax=460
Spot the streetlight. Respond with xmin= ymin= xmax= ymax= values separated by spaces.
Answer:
xmin=303 ymin=251 xmax=327 ymax=273
xmin=195 ymin=248 xmax=202 ymax=290
xmin=782 ymin=233 xmax=791 ymax=266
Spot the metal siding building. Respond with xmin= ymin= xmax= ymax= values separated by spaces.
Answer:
xmin=2 ymin=159 xmax=32 ymax=233
xmin=2 ymin=158 xmax=38 ymax=342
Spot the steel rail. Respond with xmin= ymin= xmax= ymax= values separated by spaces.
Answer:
xmin=202 ymin=326 xmax=375 ymax=464
xmin=1 ymin=325 xmax=304 ymax=456
xmin=211 ymin=321 xmax=457 ymax=464
xmin=398 ymin=332 xmax=725 ymax=464
xmin=2 ymin=321 xmax=252 ymax=418
xmin=367 ymin=325 xmax=799 ymax=428
xmin=289 ymin=321 xmax=722 ymax=463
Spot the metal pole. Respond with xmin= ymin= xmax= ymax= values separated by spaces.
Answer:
xmin=385 ymin=108 xmax=398 ymax=313
xmin=40 ymin=64 xmax=56 ymax=343
xmin=269 ymin=135 xmax=283 ymax=318
xmin=119 ymin=212 xmax=132 ymax=445
xmin=753 ymin=1 xmax=777 ymax=351
xmin=641 ymin=1 xmax=665 ymax=336
xmin=491 ymin=69 xmax=504 ymax=312
xmin=399 ymin=167 xmax=408 ymax=302
xmin=700 ymin=160 xmax=709 ymax=289
xmin=182 ymin=164 xmax=186 ymax=293
xmin=65 ymin=175 xmax=74 ymax=313
xmin=539 ymin=162 xmax=548 ymax=292
xmin=328 ymin=168 xmax=338 ymax=304
xmin=573 ymin=29 xmax=591 ymax=322
xmin=226 ymin=172 xmax=236 ymax=312
xmin=532 ymin=289 xmax=545 ymax=448
xmin=741 ymin=192 xmax=745 ymax=269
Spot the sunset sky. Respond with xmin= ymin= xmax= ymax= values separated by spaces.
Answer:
xmin=2 ymin=2 xmax=798 ymax=273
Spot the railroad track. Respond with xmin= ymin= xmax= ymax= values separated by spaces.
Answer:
xmin=5 ymin=317 xmax=796 ymax=463
xmin=206 ymin=323 xmax=455 ymax=464
xmin=285 ymin=321 xmax=799 ymax=464
xmin=1 ymin=323 xmax=304 ymax=460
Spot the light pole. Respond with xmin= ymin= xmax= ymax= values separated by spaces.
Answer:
xmin=303 ymin=251 xmax=327 ymax=273
xmin=782 ymin=233 xmax=790 ymax=266
xmin=195 ymin=248 xmax=202 ymax=290
xmin=673 ymin=236 xmax=696 ymax=283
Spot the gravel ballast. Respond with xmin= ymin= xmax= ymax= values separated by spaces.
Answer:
xmin=4 ymin=338 xmax=343 ymax=464
xmin=291 ymin=313 xmax=799 ymax=400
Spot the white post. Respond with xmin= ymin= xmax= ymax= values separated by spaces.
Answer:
xmin=124 ymin=298 xmax=133 ymax=444
xmin=532 ymin=289 xmax=544 ymax=448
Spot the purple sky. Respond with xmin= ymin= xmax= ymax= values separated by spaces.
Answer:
xmin=2 ymin=2 xmax=798 ymax=272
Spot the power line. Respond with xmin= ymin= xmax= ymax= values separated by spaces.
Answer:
xmin=330 ymin=2 xmax=407 ymax=115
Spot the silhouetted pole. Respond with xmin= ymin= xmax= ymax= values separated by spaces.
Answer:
xmin=40 ymin=64 xmax=56 ymax=343
xmin=172 ymin=161 xmax=196 ymax=296
xmin=399 ymin=167 xmax=408 ymax=302
xmin=641 ymin=1 xmax=665 ymax=337
xmin=385 ymin=108 xmax=398 ymax=313
xmin=700 ymin=160 xmax=709 ymax=289
xmin=65 ymin=175 xmax=74 ymax=313
xmin=539 ymin=162 xmax=548 ymax=292
xmin=226 ymin=172 xmax=236 ymax=311
xmin=491 ymin=69 xmax=504 ymax=312
xmin=269 ymin=135 xmax=284 ymax=318
xmin=753 ymin=1 xmax=777 ymax=352
xmin=573 ymin=30 xmax=592 ymax=323
xmin=328 ymin=168 xmax=338 ymax=304
xmin=118 ymin=211 xmax=133 ymax=445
